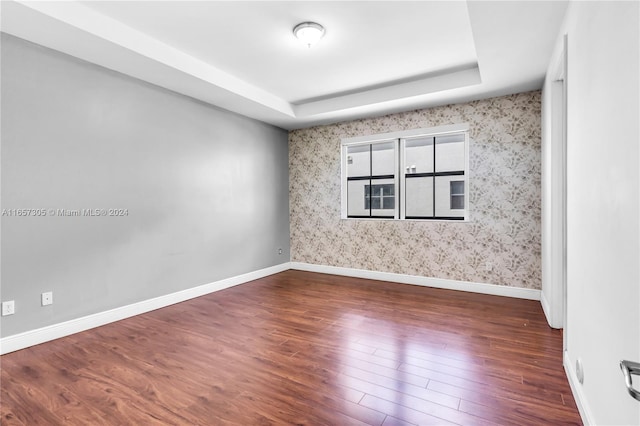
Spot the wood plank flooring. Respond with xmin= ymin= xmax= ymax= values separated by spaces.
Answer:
xmin=1 ymin=270 xmax=582 ymax=425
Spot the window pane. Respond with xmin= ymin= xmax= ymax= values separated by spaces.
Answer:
xmin=435 ymin=133 xmax=465 ymax=172
xmin=369 ymin=178 xmax=395 ymax=216
xmin=450 ymin=180 xmax=464 ymax=210
xmin=435 ymin=176 xmax=465 ymax=217
xmin=451 ymin=195 xmax=464 ymax=210
xmin=347 ymin=145 xmax=370 ymax=178
xmin=365 ymin=183 xmax=395 ymax=211
xmin=405 ymin=176 xmax=433 ymax=217
xmin=404 ymin=137 xmax=434 ymax=174
xmin=348 ymin=180 xmax=370 ymax=216
xmin=371 ymin=142 xmax=395 ymax=176
xmin=451 ymin=180 xmax=464 ymax=195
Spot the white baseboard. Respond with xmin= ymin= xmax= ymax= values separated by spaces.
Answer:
xmin=0 ymin=262 xmax=291 ymax=355
xmin=0 ymin=262 xmax=541 ymax=355
xmin=563 ymin=351 xmax=594 ymax=425
xmin=290 ymin=262 xmax=541 ymax=301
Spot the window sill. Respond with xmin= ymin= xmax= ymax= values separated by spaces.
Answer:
xmin=340 ymin=217 xmax=471 ymax=223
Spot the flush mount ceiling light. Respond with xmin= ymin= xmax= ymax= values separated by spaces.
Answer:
xmin=293 ymin=22 xmax=325 ymax=48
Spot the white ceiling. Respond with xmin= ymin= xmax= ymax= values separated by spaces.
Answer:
xmin=1 ymin=1 xmax=568 ymax=130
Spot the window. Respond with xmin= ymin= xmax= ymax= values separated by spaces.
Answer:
xmin=365 ymin=184 xmax=395 ymax=210
xmin=450 ymin=181 xmax=464 ymax=210
xmin=341 ymin=125 xmax=469 ymax=221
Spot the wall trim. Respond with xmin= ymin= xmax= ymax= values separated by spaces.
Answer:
xmin=540 ymin=289 xmax=563 ymax=329
xmin=563 ymin=351 xmax=594 ymax=425
xmin=290 ymin=262 xmax=541 ymax=301
xmin=540 ymin=289 xmax=553 ymax=326
xmin=0 ymin=262 xmax=291 ymax=355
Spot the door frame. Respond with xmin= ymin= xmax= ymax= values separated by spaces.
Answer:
xmin=544 ymin=34 xmax=568 ymax=337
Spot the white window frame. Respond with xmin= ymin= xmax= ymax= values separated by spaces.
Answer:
xmin=341 ymin=124 xmax=469 ymax=221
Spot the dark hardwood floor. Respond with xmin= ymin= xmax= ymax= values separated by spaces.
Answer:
xmin=1 ymin=270 xmax=581 ymax=425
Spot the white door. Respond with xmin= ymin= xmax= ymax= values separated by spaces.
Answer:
xmin=562 ymin=1 xmax=640 ymax=424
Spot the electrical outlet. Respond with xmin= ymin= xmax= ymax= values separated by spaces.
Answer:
xmin=2 ymin=301 xmax=15 ymax=316
xmin=576 ymin=358 xmax=585 ymax=384
xmin=42 ymin=291 xmax=53 ymax=306
xmin=278 ymin=248 xmax=283 ymax=255
xmin=485 ymin=262 xmax=493 ymax=272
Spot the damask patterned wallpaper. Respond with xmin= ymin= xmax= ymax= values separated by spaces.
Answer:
xmin=289 ymin=91 xmax=542 ymax=289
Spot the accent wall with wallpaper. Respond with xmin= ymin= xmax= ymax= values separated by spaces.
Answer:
xmin=289 ymin=91 xmax=542 ymax=290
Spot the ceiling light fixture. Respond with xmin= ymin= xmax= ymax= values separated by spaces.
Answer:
xmin=293 ymin=22 xmax=325 ymax=48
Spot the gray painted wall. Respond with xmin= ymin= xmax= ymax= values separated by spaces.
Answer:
xmin=0 ymin=34 xmax=290 ymax=337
